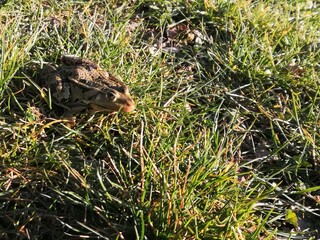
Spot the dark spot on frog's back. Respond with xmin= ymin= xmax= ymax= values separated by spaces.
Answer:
xmin=84 ymin=65 xmax=96 ymax=72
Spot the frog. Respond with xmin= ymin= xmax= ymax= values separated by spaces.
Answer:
xmin=39 ymin=55 xmax=135 ymax=114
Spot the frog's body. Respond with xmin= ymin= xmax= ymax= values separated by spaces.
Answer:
xmin=40 ymin=56 xmax=135 ymax=113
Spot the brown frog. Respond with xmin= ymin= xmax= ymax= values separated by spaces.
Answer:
xmin=39 ymin=55 xmax=135 ymax=114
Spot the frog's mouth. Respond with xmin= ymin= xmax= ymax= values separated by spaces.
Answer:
xmin=90 ymin=100 xmax=135 ymax=113
xmin=120 ymin=102 xmax=136 ymax=112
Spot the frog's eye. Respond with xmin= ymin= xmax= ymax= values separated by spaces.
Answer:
xmin=106 ymin=91 xmax=118 ymax=101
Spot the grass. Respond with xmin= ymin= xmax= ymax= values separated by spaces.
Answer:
xmin=0 ymin=0 xmax=320 ymax=239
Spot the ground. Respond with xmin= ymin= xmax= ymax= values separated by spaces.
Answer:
xmin=0 ymin=0 xmax=320 ymax=239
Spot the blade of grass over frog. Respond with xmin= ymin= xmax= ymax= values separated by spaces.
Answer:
xmin=23 ymin=73 xmax=47 ymax=99
xmin=7 ymin=87 xmax=24 ymax=112
xmin=38 ymin=119 xmax=71 ymax=133
xmin=52 ymin=116 xmax=97 ymax=142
